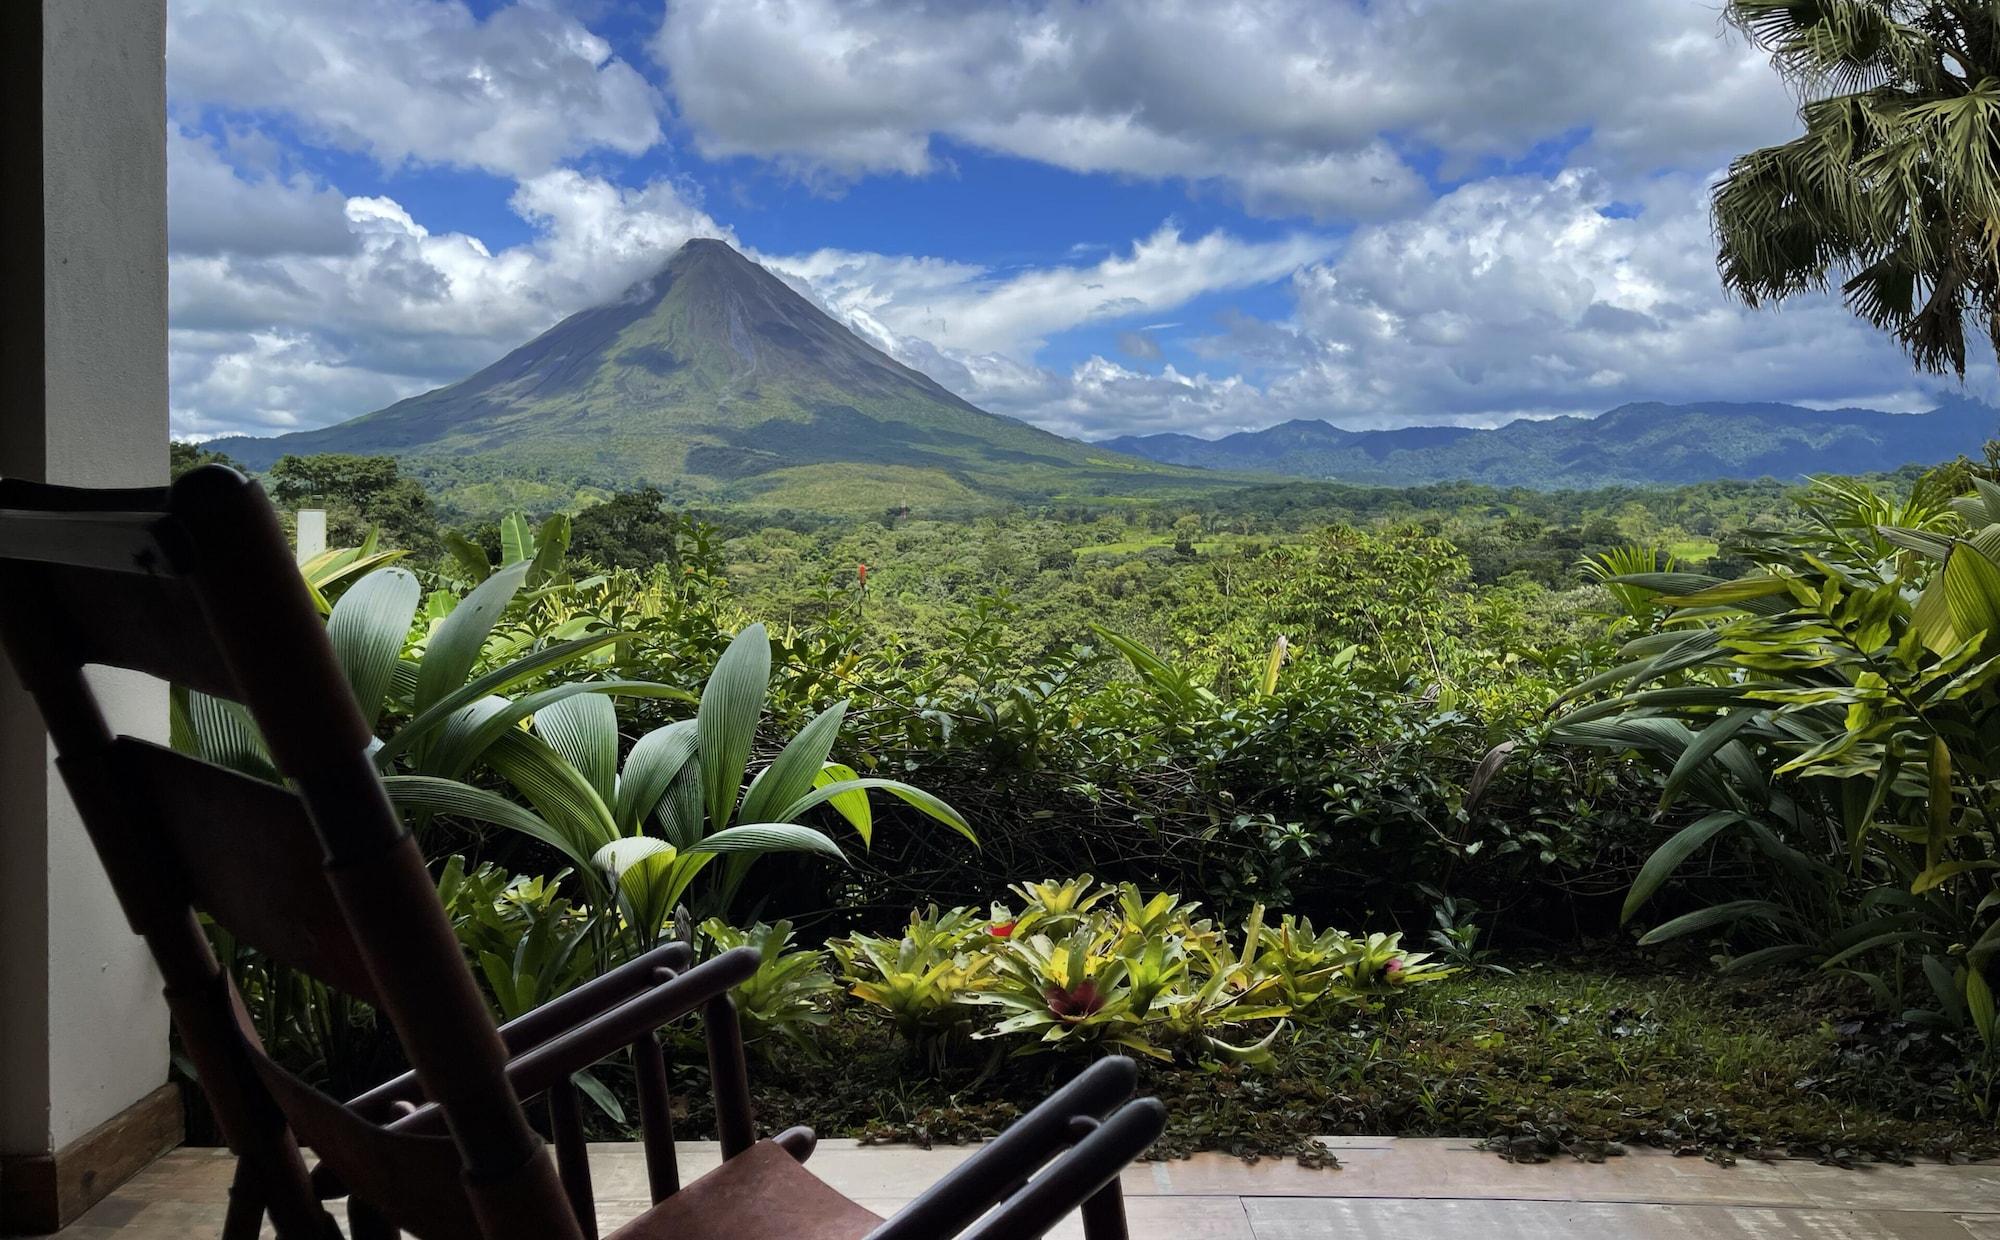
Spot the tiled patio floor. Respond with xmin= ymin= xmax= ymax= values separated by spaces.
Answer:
xmin=42 ymin=1137 xmax=2000 ymax=1238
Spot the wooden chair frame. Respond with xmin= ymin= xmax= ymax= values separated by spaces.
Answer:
xmin=0 ymin=466 xmax=1166 ymax=1239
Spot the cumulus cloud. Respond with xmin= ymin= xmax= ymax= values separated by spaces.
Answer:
xmin=653 ymin=0 xmax=1795 ymax=220
xmin=770 ymin=225 xmax=1333 ymax=358
xmin=940 ymin=171 xmax=1942 ymax=441
xmin=169 ymin=140 xmax=725 ymax=437
xmin=170 ymin=0 xmax=663 ymax=177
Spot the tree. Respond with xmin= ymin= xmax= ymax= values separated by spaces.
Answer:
xmin=266 ymin=453 xmax=439 ymax=553
xmin=1714 ymin=0 xmax=2000 ymax=375
xmin=169 ymin=440 xmax=241 ymax=479
xmin=569 ymin=487 xmax=718 ymax=573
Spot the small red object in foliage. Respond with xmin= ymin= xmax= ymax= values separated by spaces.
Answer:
xmin=1043 ymin=980 xmax=1106 ymax=1020
xmin=857 ymin=562 xmax=869 ymax=585
xmin=1384 ymin=957 xmax=1405 ymax=980
xmin=988 ymin=920 xmax=1016 ymax=938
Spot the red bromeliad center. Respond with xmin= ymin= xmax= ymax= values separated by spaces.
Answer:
xmin=988 ymin=920 xmax=1016 ymax=937
xmin=1043 ymin=979 xmax=1105 ymax=1019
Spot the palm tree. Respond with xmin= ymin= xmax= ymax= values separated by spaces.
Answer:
xmin=1713 ymin=1 xmax=2000 ymax=375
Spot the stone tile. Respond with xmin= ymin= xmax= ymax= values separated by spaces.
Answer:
xmin=1136 ymin=1143 xmax=1809 ymax=1208
xmin=1244 ymin=1199 xmax=1981 ymax=1240
xmin=1783 ymin=1163 xmax=2000 ymax=1214
xmin=1950 ymin=1215 xmax=2000 ymax=1238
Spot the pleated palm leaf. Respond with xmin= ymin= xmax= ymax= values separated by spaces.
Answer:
xmin=1714 ymin=0 xmax=2000 ymax=374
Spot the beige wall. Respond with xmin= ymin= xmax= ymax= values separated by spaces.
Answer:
xmin=0 ymin=0 xmax=170 ymax=1155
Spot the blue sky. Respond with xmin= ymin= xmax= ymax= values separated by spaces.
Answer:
xmin=165 ymin=0 xmax=1972 ymax=443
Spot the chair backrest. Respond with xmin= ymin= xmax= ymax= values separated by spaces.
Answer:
xmin=0 ymin=466 xmax=583 ymax=1240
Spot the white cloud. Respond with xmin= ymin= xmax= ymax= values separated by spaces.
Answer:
xmin=169 ymin=0 xmax=663 ymax=178
xmin=169 ymin=142 xmax=726 ymax=438
xmin=770 ymin=225 xmax=1332 ymax=358
xmin=653 ymin=0 xmax=1795 ymax=220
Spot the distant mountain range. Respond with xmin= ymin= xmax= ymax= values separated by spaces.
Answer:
xmin=1097 ymin=400 xmax=2000 ymax=488
xmin=209 ymin=239 xmax=1194 ymax=511
xmin=205 ymin=238 xmax=2000 ymax=508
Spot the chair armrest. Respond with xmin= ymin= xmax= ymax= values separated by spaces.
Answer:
xmin=346 ymin=940 xmax=695 ymax=1118
xmin=860 ymin=1056 xmax=1141 ymax=1240
xmin=950 ymin=1099 xmax=1168 ymax=1240
xmin=385 ymin=947 xmax=763 ymax=1135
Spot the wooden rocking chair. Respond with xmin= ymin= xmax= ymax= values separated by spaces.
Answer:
xmin=0 ymin=464 xmax=1167 ymax=1239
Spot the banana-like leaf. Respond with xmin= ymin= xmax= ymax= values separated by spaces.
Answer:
xmin=527 ymin=514 xmax=570 ymax=589
xmin=500 ymin=513 xmax=535 ymax=566
xmin=414 ymin=562 xmax=530 ymax=716
xmin=1942 ymin=540 xmax=2000 ymax=655
xmin=739 ymin=701 xmax=848 ymax=824
xmin=778 ymin=778 xmax=976 ymax=844
xmin=698 ymin=625 xmax=771 ymax=833
xmin=594 ymin=838 xmax=694 ymax=945
xmin=614 ymin=720 xmax=699 ymax=835
xmin=535 ymin=694 xmax=619 ymax=807
xmin=441 ymin=531 xmax=492 ymax=584
xmin=327 ymin=567 xmax=420 ymax=732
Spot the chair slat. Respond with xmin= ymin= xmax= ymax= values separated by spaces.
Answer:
xmin=118 ymin=738 xmax=380 ymax=1002
xmin=0 ymin=560 xmax=239 ymax=697
xmin=247 ymin=1050 xmax=479 ymax=1240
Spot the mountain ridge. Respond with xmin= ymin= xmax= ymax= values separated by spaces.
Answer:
xmin=1097 ymin=398 xmax=2000 ymax=487
xmin=209 ymin=239 xmax=1199 ymax=511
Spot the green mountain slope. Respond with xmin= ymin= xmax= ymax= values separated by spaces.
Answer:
xmin=1098 ymin=399 xmax=2000 ymax=487
xmin=211 ymin=239 xmax=1198 ymax=511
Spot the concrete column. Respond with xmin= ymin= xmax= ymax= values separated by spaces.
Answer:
xmin=0 ymin=1 xmax=175 ymax=1230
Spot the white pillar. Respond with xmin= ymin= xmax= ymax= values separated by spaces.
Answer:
xmin=297 ymin=508 xmax=329 ymax=561
xmin=0 ymin=1 xmax=174 ymax=1230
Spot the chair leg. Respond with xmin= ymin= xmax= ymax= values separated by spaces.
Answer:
xmin=632 ymin=1032 xmax=679 ymax=1202
xmin=221 ymin=1161 xmax=265 ymax=1240
xmin=1079 ymin=1182 xmax=1130 ymax=1240
xmin=703 ymin=995 xmax=755 ymax=1158
xmin=548 ymin=1079 xmax=599 ymax=1240
xmin=345 ymin=1199 xmax=397 ymax=1240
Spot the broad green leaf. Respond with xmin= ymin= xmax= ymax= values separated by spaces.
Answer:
xmin=441 ymin=532 xmax=492 ymax=584
xmin=427 ymin=680 xmax=691 ymax=781
xmin=380 ymin=631 xmax=627 ymax=766
xmin=527 ymin=514 xmax=570 ymax=589
xmin=1942 ymin=541 xmax=2000 ymax=654
xmin=414 ymin=562 xmax=529 ymax=715
xmin=178 ymin=687 xmax=277 ymax=780
xmin=698 ymin=625 xmax=771 ymax=833
xmin=739 ymin=701 xmax=848 ymax=824
xmin=813 ymin=762 xmax=873 ymax=845
xmin=1965 ymin=967 xmax=1995 ymax=1047
xmin=1623 ymin=812 xmax=1743 ymax=924
xmin=379 ymin=775 xmax=589 ymax=873
xmin=1911 ymin=859 xmax=1999 ymax=894
xmin=482 ymin=730 xmax=620 ymax=868
xmin=614 ymin=719 xmax=699 ymax=835
xmin=687 ymin=822 xmax=846 ymax=862
xmin=1637 ymin=899 xmax=1787 ymax=946
xmin=534 ymin=694 xmax=619 ymax=807
xmin=500 ymin=513 xmax=534 ymax=565
xmin=778 ymin=778 xmax=976 ymax=844
xmin=326 ymin=567 xmax=420 ymax=732
xmin=1658 ymin=710 xmax=1761 ymax=810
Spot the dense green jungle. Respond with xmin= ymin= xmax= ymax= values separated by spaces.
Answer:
xmin=164 ymin=440 xmax=2000 ymax=1165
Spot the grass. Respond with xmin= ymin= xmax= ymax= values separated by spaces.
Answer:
xmin=638 ymin=959 xmax=2000 ymax=1168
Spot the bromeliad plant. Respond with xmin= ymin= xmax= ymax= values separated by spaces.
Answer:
xmin=835 ymin=877 xmax=1452 ymax=1067
xmin=697 ymin=919 xmax=841 ymax=1054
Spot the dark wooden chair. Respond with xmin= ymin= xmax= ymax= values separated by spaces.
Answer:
xmin=0 ymin=465 xmax=1167 ymax=1240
